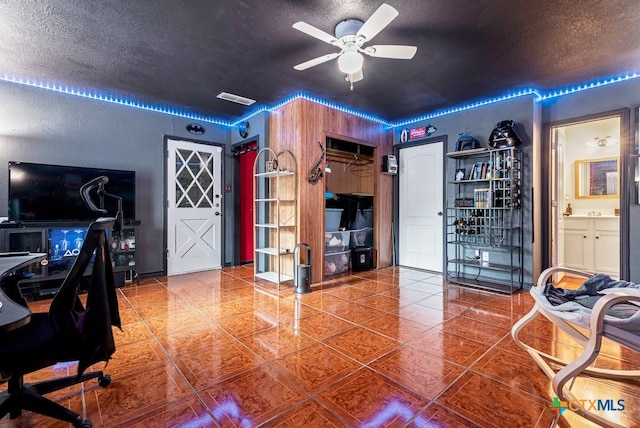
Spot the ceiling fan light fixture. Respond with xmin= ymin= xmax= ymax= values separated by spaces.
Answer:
xmin=338 ymin=51 xmax=363 ymax=74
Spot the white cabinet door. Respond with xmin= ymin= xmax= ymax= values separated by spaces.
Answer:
xmin=563 ymin=229 xmax=590 ymax=270
xmin=594 ymin=219 xmax=619 ymax=276
xmin=563 ymin=217 xmax=619 ymax=277
xmin=563 ymin=219 xmax=590 ymax=270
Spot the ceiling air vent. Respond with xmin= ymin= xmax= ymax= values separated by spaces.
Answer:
xmin=216 ymin=92 xmax=256 ymax=106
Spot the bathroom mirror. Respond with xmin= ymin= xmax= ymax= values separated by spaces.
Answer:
xmin=575 ymin=157 xmax=619 ymax=198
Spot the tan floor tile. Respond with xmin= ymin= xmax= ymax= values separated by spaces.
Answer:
xmin=239 ymin=324 xmax=316 ymax=361
xmin=142 ymin=308 xmax=211 ymax=336
xmin=215 ymin=311 xmax=280 ymax=338
xmin=112 ymin=320 xmax=153 ymax=347
xmin=295 ymin=312 xmax=354 ymax=341
xmin=415 ymin=293 xmax=471 ymax=317
xmin=325 ymin=301 xmax=387 ymax=324
xmin=157 ymin=323 xmax=234 ymax=358
xmin=175 ymin=340 xmax=263 ymax=390
xmin=471 ymin=346 xmax=553 ymax=400
xmin=199 ymin=364 xmax=306 ymax=427
xmin=441 ymin=314 xmax=509 ymax=343
xmin=8 ymin=266 xmax=640 ymax=428
xmin=382 ymin=287 xmax=435 ymax=305
xmin=273 ymin=341 xmax=362 ymax=394
xmin=436 ymin=371 xmax=549 ymax=427
xmin=361 ymin=313 xmax=432 ymax=342
xmin=196 ymin=296 xmax=255 ymax=320
xmin=293 ymin=292 xmax=349 ymax=312
xmin=316 ymin=367 xmax=429 ymax=427
xmin=357 ymin=294 xmax=403 ymax=312
xmin=407 ymin=403 xmax=482 ymax=427
xmin=406 ymin=325 xmax=490 ymax=366
xmin=119 ymin=395 xmax=216 ymax=427
xmin=323 ymin=326 xmax=399 ymax=364
xmin=460 ymin=304 xmax=518 ymax=329
xmin=392 ymin=303 xmax=449 ymax=327
xmin=323 ymin=284 xmax=376 ymax=301
xmin=370 ymin=345 xmax=465 ymax=399
xmin=266 ymin=398 xmax=347 ymax=427
xmin=88 ymin=363 xmax=195 ymax=426
xmin=105 ymin=339 xmax=170 ymax=378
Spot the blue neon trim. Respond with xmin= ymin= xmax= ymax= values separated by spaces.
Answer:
xmin=4 ymin=72 xmax=640 ymax=130
xmin=0 ymin=74 xmax=233 ymax=126
xmin=231 ymin=92 xmax=393 ymax=128
xmin=393 ymin=88 xmax=542 ymax=128
xmin=537 ymin=72 xmax=640 ymax=100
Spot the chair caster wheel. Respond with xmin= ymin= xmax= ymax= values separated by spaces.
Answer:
xmin=98 ymin=374 xmax=111 ymax=387
xmin=74 ymin=418 xmax=92 ymax=428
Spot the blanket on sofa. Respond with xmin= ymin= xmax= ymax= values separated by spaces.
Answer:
xmin=539 ymin=274 xmax=640 ymax=333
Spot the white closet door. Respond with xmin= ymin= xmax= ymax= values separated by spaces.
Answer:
xmin=398 ymin=141 xmax=444 ymax=271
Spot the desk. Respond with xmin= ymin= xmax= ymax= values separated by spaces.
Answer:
xmin=0 ymin=253 xmax=46 ymax=332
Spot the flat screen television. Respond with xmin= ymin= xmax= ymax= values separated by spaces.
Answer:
xmin=8 ymin=161 xmax=136 ymax=223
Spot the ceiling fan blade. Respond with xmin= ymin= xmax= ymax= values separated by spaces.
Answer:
xmin=293 ymin=21 xmax=340 ymax=45
xmin=294 ymin=52 xmax=340 ymax=70
xmin=348 ymin=69 xmax=364 ymax=83
xmin=365 ymin=45 xmax=417 ymax=59
xmin=356 ymin=3 xmax=399 ymax=42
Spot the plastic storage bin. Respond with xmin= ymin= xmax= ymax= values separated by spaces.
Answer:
xmin=349 ymin=227 xmax=373 ymax=248
xmin=351 ymin=208 xmax=373 ymax=229
xmin=352 ymin=247 xmax=373 ymax=272
xmin=324 ymin=249 xmax=350 ymax=276
xmin=325 ymin=230 xmax=350 ymax=253
xmin=325 ymin=208 xmax=344 ymax=232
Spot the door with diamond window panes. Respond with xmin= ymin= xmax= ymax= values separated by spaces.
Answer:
xmin=167 ymin=139 xmax=222 ymax=274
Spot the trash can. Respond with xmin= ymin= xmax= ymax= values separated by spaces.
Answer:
xmin=351 ymin=246 xmax=373 ymax=272
xmin=293 ymin=242 xmax=312 ymax=294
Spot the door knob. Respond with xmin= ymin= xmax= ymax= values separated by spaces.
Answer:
xmin=437 ymin=211 xmax=443 ymax=216
xmin=215 ymin=212 xmax=220 ymax=216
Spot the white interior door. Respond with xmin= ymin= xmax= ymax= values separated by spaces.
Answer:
xmin=398 ymin=141 xmax=444 ymax=271
xmin=167 ymin=139 xmax=222 ymax=275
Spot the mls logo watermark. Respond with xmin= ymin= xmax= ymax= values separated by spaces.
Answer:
xmin=549 ymin=396 xmax=625 ymax=415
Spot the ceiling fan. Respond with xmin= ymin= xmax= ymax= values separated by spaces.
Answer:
xmin=292 ymin=3 xmax=417 ymax=89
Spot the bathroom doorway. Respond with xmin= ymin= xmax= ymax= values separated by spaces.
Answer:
xmin=550 ymin=114 xmax=622 ymax=278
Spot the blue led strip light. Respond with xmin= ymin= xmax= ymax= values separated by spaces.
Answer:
xmin=537 ymin=73 xmax=640 ymax=100
xmin=0 ymin=75 xmax=233 ymax=127
xmin=231 ymin=92 xmax=392 ymax=128
xmin=392 ymin=88 xmax=542 ymax=128
xmin=393 ymin=73 xmax=640 ymax=127
xmin=4 ymin=72 xmax=640 ymax=130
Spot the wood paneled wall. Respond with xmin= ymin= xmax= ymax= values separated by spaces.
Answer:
xmin=326 ymin=158 xmax=374 ymax=195
xmin=269 ymin=98 xmax=393 ymax=282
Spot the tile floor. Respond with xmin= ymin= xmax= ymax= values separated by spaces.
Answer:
xmin=2 ymin=266 xmax=640 ymax=427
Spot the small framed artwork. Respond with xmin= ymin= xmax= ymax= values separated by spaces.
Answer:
xmin=455 ymin=168 xmax=466 ymax=181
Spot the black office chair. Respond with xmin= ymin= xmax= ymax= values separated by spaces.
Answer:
xmin=0 ymin=177 xmax=122 ymax=428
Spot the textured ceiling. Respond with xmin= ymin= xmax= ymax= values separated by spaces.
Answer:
xmin=1 ymin=1 xmax=640 ymax=124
